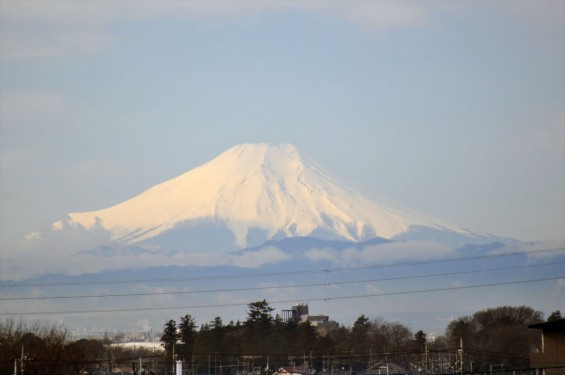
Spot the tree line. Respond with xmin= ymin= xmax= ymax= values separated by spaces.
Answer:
xmin=159 ymin=302 xmax=554 ymax=374
xmin=0 ymin=304 xmax=558 ymax=375
xmin=0 ymin=319 xmax=158 ymax=375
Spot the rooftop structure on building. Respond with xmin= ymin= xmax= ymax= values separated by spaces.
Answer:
xmin=280 ymin=303 xmax=338 ymax=336
xmin=282 ymin=303 xmax=309 ymax=322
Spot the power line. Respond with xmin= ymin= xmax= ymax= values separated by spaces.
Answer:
xmin=2 ymin=246 xmax=562 ymax=288
xmin=2 ymin=260 xmax=562 ymax=301
xmin=1 ymin=275 xmax=562 ymax=316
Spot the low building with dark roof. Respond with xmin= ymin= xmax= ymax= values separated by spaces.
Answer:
xmin=529 ymin=319 xmax=565 ymax=375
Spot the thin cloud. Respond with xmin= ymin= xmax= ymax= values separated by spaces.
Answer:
xmin=2 ymin=1 xmax=561 ymax=63
xmin=227 ymin=247 xmax=291 ymax=268
xmin=365 ymin=283 xmax=382 ymax=295
xmin=1 ymin=240 xmax=291 ymax=280
xmin=304 ymin=241 xmax=454 ymax=266
xmin=0 ymin=1 xmax=438 ymax=62
xmin=330 ymin=1 xmax=431 ymax=31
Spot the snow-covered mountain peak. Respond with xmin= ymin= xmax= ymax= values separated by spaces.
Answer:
xmin=197 ymin=142 xmax=305 ymax=181
xmin=45 ymin=143 xmax=471 ymax=250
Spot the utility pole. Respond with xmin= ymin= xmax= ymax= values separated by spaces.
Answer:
xmin=423 ymin=341 xmax=429 ymax=372
xmin=20 ymin=345 xmax=27 ymax=375
xmin=458 ymin=338 xmax=464 ymax=375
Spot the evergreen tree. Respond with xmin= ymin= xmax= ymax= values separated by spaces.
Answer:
xmin=414 ymin=330 xmax=427 ymax=351
xmin=211 ymin=316 xmax=225 ymax=350
xmin=351 ymin=314 xmax=371 ymax=354
xmin=177 ymin=314 xmax=197 ymax=361
xmin=194 ymin=323 xmax=213 ymax=356
xmin=245 ymin=300 xmax=274 ymax=326
xmin=547 ymin=310 xmax=562 ymax=321
xmin=294 ymin=321 xmax=317 ymax=354
xmin=160 ymin=319 xmax=178 ymax=355
xmin=244 ymin=300 xmax=275 ymax=354
xmin=178 ymin=314 xmax=197 ymax=347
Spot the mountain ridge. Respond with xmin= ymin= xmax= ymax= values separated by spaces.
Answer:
xmin=29 ymin=143 xmax=475 ymax=252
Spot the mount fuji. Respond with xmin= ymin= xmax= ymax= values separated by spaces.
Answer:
xmin=4 ymin=143 xmax=565 ymax=334
xmin=27 ymin=143 xmax=491 ymax=256
xmin=5 ymin=143 xmax=561 ymax=331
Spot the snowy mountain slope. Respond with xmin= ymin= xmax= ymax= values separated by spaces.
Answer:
xmin=31 ymin=143 xmax=475 ymax=251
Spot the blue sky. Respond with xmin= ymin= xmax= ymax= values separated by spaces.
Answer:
xmin=1 ymin=0 xmax=564 ymax=249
